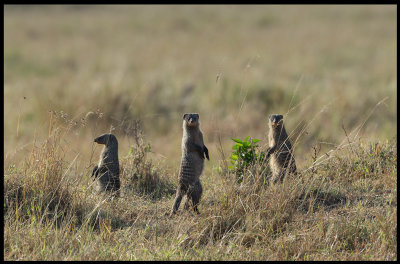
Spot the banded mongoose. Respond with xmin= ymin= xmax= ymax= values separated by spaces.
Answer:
xmin=266 ymin=114 xmax=297 ymax=183
xmin=92 ymin=133 xmax=121 ymax=196
xmin=170 ymin=113 xmax=209 ymax=215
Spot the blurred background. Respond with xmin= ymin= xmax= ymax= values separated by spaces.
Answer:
xmin=4 ymin=5 xmax=397 ymax=172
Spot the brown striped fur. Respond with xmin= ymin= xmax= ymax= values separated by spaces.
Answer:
xmin=266 ymin=114 xmax=297 ymax=183
xmin=170 ymin=113 xmax=209 ymax=215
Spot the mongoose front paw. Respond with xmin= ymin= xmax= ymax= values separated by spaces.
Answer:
xmin=204 ymin=145 xmax=209 ymax=160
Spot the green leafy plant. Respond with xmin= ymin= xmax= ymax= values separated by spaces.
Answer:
xmin=229 ymin=136 xmax=266 ymax=183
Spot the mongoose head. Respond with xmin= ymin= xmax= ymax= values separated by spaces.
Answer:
xmin=94 ymin=133 xmax=118 ymax=146
xmin=269 ymin=114 xmax=284 ymax=128
xmin=183 ymin=113 xmax=200 ymax=129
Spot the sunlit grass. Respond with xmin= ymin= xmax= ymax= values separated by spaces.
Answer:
xmin=4 ymin=5 xmax=397 ymax=260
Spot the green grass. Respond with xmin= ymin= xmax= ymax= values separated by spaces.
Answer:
xmin=4 ymin=5 xmax=397 ymax=260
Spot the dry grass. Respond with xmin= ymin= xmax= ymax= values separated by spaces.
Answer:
xmin=4 ymin=5 xmax=397 ymax=260
xmin=4 ymin=120 xmax=397 ymax=260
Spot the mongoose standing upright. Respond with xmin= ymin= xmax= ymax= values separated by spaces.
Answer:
xmin=170 ymin=113 xmax=209 ymax=215
xmin=266 ymin=114 xmax=297 ymax=183
xmin=92 ymin=133 xmax=120 ymax=196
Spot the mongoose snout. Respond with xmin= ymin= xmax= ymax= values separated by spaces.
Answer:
xmin=185 ymin=113 xmax=199 ymax=127
xmin=94 ymin=134 xmax=116 ymax=145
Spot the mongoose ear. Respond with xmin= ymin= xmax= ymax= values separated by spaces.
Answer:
xmin=183 ymin=114 xmax=188 ymax=120
xmin=110 ymin=134 xmax=118 ymax=144
xmin=278 ymin=115 xmax=283 ymax=120
xmin=194 ymin=113 xmax=199 ymax=119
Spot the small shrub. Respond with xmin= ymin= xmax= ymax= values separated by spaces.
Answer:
xmin=229 ymin=136 xmax=268 ymax=183
xmin=121 ymin=120 xmax=175 ymax=199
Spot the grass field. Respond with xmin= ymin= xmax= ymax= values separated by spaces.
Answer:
xmin=4 ymin=5 xmax=397 ymax=260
